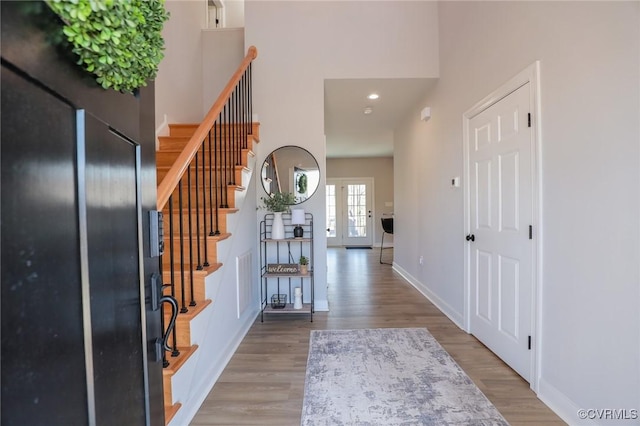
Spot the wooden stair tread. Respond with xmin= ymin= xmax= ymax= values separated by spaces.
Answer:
xmin=161 ymin=207 xmax=239 ymax=215
xmin=163 ymin=345 xmax=198 ymax=376
xmin=166 ymin=232 xmax=231 ymax=242
xmin=162 ymin=261 xmax=223 ymax=277
xmin=169 ymin=299 xmax=212 ymax=322
xmin=163 ymin=262 xmax=223 ymax=276
xmin=156 ymin=164 xmax=251 ymax=171
xmin=156 ymin=141 xmax=255 ymax=154
xmin=165 ymin=403 xmax=181 ymax=425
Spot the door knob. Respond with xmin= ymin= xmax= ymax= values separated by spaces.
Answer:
xmin=466 ymin=234 xmax=475 ymax=242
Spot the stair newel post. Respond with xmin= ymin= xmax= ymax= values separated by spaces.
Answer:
xmin=178 ymin=181 xmax=188 ymax=313
xmin=194 ymin=149 xmax=203 ymax=271
xmin=201 ymin=143 xmax=210 ymax=267
xmin=186 ymin=164 xmax=196 ymax=307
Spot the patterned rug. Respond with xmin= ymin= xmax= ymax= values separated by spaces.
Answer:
xmin=301 ymin=328 xmax=509 ymax=425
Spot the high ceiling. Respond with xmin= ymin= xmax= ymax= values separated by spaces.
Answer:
xmin=324 ymin=78 xmax=437 ymax=158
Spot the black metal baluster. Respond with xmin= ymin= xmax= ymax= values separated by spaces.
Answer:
xmin=242 ymin=72 xmax=248 ymax=147
xmin=233 ymin=91 xmax=238 ymax=180
xmin=178 ymin=182 xmax=188 ymax=313
xmin=222 ymin=105 xmax=229 ymax=208
xmin=158 ymin=254 xmax=168 ymax=367
xmin=187 ymin=164 xmax=196 ymax=307
xmin=168 ymin=196 xmax=179 ymax=357
xmin=237 ymin=86 xmax=242 ymax=165
xmin=249 ymin=63 xmax=253 ymax=139
xmin=208 ymin=131 xmax=214 ymax=235
xmin=234 ymin=87 xmax=239 ymax=167
xmin=213 ymin=120 xmax=220 ymax=235
xmin=195 ymin=151 xmax=203 ymax=270
xmin=227 ymin=100 xmax=234 ymax=187
xmin=202 ymin=143 xmax=210 ymax=267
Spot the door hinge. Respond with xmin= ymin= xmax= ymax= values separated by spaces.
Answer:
xmin=529 ymin=225 xmax=533 ymax=240
xmin=527 ymin=113 xmax=532 ymax=128
xmin=528 ymin=335 xmax=532 ymax=350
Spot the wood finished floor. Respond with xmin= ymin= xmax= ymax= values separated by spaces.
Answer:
xmin=191 ymin=248 xmax=564 ymax=425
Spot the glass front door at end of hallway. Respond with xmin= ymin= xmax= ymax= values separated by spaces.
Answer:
xmin=326 ymin=178 xmax=373 ymax=247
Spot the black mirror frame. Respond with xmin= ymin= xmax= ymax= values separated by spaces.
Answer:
xmin=261 ymin=145 xmax=320 ymax=205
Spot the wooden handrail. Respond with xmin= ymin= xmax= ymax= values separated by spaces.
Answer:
xmin=157 ymin=46 xmax=258 ymax=210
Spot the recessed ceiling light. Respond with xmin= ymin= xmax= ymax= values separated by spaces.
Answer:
xmin=363 ymin=106 xmax=373 ymax=115
xmin=367 ymin=93 xmax=379 ymax=100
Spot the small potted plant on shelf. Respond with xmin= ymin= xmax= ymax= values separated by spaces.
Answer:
xmin=299 ymin=255 xmax=309 ymax=275
xmin=260 ymin=192 xmax=296 ymax=239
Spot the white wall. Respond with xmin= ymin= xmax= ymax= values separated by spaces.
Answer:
xmin=245 ymin=0 xmax=439 ymax=310
xmin=394 ymin=2 xmax=639 ymax=424
xmin=222 ymin=0 xmax=245 ymax=28
xmin=202 ymin=28 xmax=245 ymax=116
xmin=156 ymin=0 xmax=208 ymax=127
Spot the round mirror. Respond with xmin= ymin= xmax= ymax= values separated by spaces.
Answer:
xmin=261 ymin=146 xmax=320 ymax=204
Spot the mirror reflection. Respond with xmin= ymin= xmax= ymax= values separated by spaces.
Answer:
xmin=261 ymin=146 xmax=320 ymax=204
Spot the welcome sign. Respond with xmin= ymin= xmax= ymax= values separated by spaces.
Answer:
xmin=267 ymin=264 xmax=300 ymax=274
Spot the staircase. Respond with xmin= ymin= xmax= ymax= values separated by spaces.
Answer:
xmin=155 ymin=47 xmax=259 ymax=424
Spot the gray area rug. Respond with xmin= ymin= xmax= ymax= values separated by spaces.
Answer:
xmin=301 ymin=328 xmax=509 ymax=425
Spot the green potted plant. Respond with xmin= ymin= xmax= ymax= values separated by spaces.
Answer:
xmin=299 ymin=255 xmax=309 ymax=275
xmin=260 ymin=192 xmax=296 ymax=239
xmin=260 ymin=192 xmax=296 ymax=213
xmin=46 ymin=0 xmax=169 ymax=94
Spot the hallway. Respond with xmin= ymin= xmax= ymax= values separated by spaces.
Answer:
xmin=191 ymin=248 xmax=564 ymax=425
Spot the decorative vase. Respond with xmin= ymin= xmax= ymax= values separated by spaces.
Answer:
xmin=293 ymin=287 xmax=303 ymax=309
xmin=300 ymin=264 xmax=308 ymax=275
xmin=271 ymin=211 xmax=285 ymax=239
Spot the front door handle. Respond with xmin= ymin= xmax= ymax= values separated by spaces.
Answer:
xmin=466 ymin=234 xmax=475 ymax=242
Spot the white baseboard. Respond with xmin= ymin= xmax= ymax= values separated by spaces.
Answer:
xmin=373 ymin=243 xmax=394 ymax=248
xmin=169 ymin=308 xmax=259 ymax=426
xmin=315 ymin=299 xmax=329 ymax=312
xmin=537 ymin=378 xmax=596 ymax=426
xmin=392 ymin=263 xmax=464 ymax=329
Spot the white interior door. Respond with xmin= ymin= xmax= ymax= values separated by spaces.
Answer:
xmin=468 ymin=83 xmax=533 ymax=381
xmin=325 ymin=178 xmax=373 ymax=247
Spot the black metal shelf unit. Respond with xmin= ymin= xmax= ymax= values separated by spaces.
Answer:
xmin=259 ymin=212 xmax=314 ymax=322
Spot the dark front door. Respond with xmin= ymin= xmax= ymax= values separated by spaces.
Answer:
xmin=1 ymin=2 xmax=163 ymax=424
xmin=84 ymin=112 xmax=148 ymax=424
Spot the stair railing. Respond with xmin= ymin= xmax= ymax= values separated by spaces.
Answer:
xmin=158 ymin=46 xmax=257 ymax=367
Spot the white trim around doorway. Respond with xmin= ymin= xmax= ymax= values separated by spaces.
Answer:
xmin=462 ymin=61 xmax=542 ymax=393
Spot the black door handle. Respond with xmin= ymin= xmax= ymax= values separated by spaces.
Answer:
xmin=466 ymin=234 xmax=475 ymax=242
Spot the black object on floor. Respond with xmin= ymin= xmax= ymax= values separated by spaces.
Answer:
xmin=380 ymin=217 xmax=394 ymax=264
xmin=345 ymin=246 xmax=372 ymax=250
